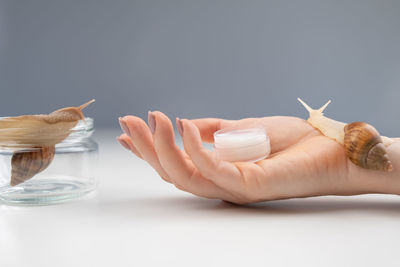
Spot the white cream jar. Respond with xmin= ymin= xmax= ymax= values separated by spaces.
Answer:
xmin=213 ymin=127 xmax=270 ymax=162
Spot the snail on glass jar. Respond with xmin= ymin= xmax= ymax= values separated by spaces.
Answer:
xmin=0 ymin=99 xmax=95 ymax=186
xmin=298 ymin=98 xmax=393 ymax=172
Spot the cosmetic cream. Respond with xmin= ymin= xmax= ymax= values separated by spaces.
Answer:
xmin=214 ymin=127 xmax=270 ymax=162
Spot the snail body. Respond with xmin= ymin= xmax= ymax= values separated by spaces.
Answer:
xmin=297 ymin=98 xmax=393 ymax=172
xmin=0 ymin=99 xmax=95 ymax=147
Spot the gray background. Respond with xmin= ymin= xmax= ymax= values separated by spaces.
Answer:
xmin=1 ymin=0 xmax=400 ymax=135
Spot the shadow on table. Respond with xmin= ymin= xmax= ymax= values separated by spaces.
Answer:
xmin=99 ymin=194 xmax=400 ymax=218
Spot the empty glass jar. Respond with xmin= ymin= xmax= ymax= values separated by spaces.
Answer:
xmin=0 ymin=118 xmax=98 ymax=205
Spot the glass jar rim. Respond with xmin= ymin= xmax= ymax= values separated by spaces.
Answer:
xmin=55 ymin=118 xmax=95 ymax=146
xmin=72 ymin=117 xmax=94 ymax=132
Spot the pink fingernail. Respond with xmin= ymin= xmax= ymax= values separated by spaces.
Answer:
xmin=176 ymin=117 xmax=184 ymax=137
xmin=148 ymin=111 xmax=156 ymax=134
xmin=119 ymin=117 xmax=132 ymax=136
xmin=116 ymin=136 xmax=130 ymax=150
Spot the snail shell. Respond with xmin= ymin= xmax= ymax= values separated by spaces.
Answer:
xmin=344 ymin=122 xmax=393 ymax=172
xmin=10 ymin=146 xmax=55 ymax=186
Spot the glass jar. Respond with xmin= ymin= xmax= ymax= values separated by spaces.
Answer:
xmin=0 ymin=118 xmax=98 ymax=205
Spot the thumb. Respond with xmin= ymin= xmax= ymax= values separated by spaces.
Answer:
xmin=178 ymin=118 xmax=235 ymax=143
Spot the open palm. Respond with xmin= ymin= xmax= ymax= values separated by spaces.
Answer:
xmin=118 ymin=112 xmax=398 ymax=204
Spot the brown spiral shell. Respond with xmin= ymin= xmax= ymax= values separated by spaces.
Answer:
xmin=344 ymin=122 xmax=393 ymax=172
xmin=10 ymin=146 xmax=55 ymax=186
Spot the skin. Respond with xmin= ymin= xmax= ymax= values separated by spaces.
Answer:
xmin=117 ymin=112 xmax=400 ymax=205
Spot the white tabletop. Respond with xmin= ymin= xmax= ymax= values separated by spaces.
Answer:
xmin=1 ymin=129 xmax=399 ymax=267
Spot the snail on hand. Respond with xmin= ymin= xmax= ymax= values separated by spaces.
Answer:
xmin=0 ymin=99 xmax=95 ymax=186
xmin=298 ymin=98 xmax=393 ymax=172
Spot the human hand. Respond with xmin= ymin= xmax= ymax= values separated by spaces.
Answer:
xmin=117 ymin=112 xmax=400 ymax=204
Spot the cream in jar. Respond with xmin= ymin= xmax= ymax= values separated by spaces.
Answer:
xmin=213 ymin=127 xmax=270 ymax=162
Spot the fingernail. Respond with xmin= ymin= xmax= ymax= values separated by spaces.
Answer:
xmin=176 ymin=117 xmax=183 ymax=137
xmin=116 ymin=136 xmax=130 ymax=150
xmin=119 ymin=117 xmax=131 ymax=136
xmin=148 ymin=111 xmax=156 ymax=134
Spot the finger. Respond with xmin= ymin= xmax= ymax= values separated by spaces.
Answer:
xmin=120 ymin=116 xmax=171 ymax=183
xmin=181 ymin=119 xmax=257 ymax=198
xmin=117 ymin=134 xmax=142 ymax=159
xmin=256 ymin=116 xmax=317 ymax=153
xmin=151 ymin=111 xmax=237 ymax=200
xmin=189 ymin=118 xmax=235 ymax=143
